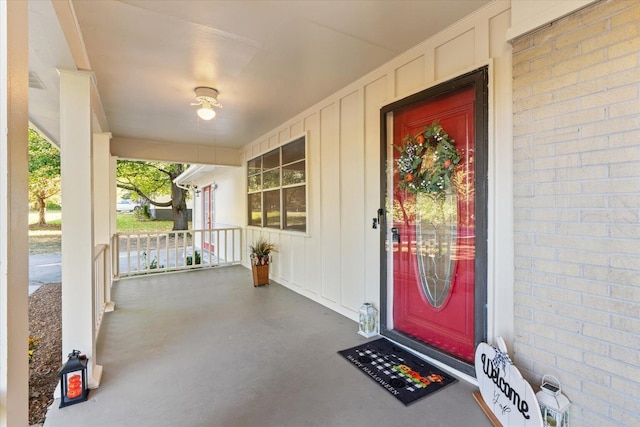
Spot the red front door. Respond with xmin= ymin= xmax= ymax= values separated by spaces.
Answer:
xmin=391 ymin=85 xmax=478 ymax=363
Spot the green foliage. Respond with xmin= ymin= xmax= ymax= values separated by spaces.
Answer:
xmin=117 ymin=213 xmax=184 ymax=233
xmin=135 ymin=204 xmax=152 ymax=220
xmin=186 ymin=250 xmax=201 ymax=266
xmin=141 ymin=251 xmax=164 ymax=270
xmin=28 ymin=129 xmax=61 ymax=224
xmin=116 ymin=161 xmax=191 ymax=230
xmin=249 ymin=236 xmax=277 ymax=266
xmin=29 ymin=336 xmax=39 ymax=363
xmin=28 ymin=129 xmax=60 ymax=175
xmin=116 ymin=161 xmax=174 ymax=201
xmin=395 ymin=121 xmax=461 ymax=199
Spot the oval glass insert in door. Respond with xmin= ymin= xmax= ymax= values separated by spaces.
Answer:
xmin=416 ymin=191 xmax=457 ymax=308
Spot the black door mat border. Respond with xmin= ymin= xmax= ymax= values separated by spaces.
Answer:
xmin=338 ymin=337 xmax=458 ymax=406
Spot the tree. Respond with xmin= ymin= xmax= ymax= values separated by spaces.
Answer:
xmin=116 ymin=161 xmax=190 ymax=230
xmin=28 ymin=129 xmax=61 ymax=225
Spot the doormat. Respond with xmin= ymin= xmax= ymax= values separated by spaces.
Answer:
xmin=338 ymin=338 xmax=457 ymax=406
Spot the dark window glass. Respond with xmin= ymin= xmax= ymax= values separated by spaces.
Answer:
xmin=263 ymin=149 xmax=280 ymax=170
xmin=282 ymin=137 xmax=305 ymax=164
xmin=263 ymin=190 xmax=280 ymax=229
xmin=284 ymin=186 xmax=306 ymax=231
xmin=247 ymin=136 xmax=306 ymax=232
xmin=247 ymin=157 xmax=261 ymax=176
xmin=248 ymin=193 xmax=262 ymax=227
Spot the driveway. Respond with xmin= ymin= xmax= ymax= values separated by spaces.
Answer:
xmin=29 ymin=253 xmax=61 ymax=295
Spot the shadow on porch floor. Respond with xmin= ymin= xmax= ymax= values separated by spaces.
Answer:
xmin=43 ymin=265 xmax=491 ymax=427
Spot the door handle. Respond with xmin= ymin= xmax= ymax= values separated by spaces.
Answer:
xmin=373 ymin=208 xmax=385 ymax=229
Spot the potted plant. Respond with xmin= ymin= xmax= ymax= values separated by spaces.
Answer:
xmin=249 ymin=236 xmax=276 ymax=287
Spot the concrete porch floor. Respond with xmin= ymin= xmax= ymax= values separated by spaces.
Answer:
xmin=43 ymin=265 xmax=491 ymax=427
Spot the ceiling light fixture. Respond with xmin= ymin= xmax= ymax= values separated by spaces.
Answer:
xmin=193 ymin=87 xmax=222 ymax=121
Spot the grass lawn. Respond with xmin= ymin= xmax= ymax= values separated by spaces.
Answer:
xmin=116 ymin=213 xmax=187 ymax=234
xmin=28 ymin=210 xmax=188 ymax=254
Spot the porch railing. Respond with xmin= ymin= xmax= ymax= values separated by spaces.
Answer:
xmin=93 ymin=243 xmax=110 ymax=336
xmin=113 ymin=225 xmax=243 ymax=278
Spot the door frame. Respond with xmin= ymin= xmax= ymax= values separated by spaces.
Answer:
xmin=202 ymin=185 xmax=214 ymax=252
xmin=379 ymin=67 xmax=489 ymax=377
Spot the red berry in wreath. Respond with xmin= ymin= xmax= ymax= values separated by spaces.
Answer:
xmin=416 ymin=134 xmax=425 ymax=144
xmin=405 ymin=173 xmax=414 ymax=182
xmin=444 ymin=159 xmax=452 ymax=168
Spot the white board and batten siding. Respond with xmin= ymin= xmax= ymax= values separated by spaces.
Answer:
xmin=234 ymin=1 xmax=514 ymax=328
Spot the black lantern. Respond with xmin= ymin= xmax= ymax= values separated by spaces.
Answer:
xmin=58 ymin=350 xmax=89 ymax=408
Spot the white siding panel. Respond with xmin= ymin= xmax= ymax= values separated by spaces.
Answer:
xmin=290 ymin=121 xmax=303 ymax=137
xmin=364 ymin=76 xmax=388 ymax=306
xmin=304 ymin=112 xmax=322 ymax=295
xmin=279 ymin=128 xmax=290 ymax=144
xmin=279 ymin=232 xmax=291 ymax=282
xmin=395 ymin=55 xmax=425 ymax=98
xmin=339 ymin=90 xmax=365 ymax=311
xmin=269 ymin=135 xmax=278 ymax=150
xmin=269 ymin=231 xmax=280 ymax=278
xmin=222 ymin=166 xmax=246 ymax=225
xmin=259 ymin=140 xmax=269 ymax=156
xmin=435 ymin=29 xmax=476 ymax=80
xmin=320 ymin=104 xmax=341 ymax=303
xmin=292 ymin=235 xmax=305 ymax=287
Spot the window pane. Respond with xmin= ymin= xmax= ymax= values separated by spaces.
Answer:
xmin=264 ymin=190 xmax=280 ymax=229
xmin=284 ymin=186 xmax=306 ymax=231
xmin=282 ymin=160 xmax=305 ymax=186
xmin=248 ymin=174 xmax=261 ymax=193
xmin=248 ymin=193 xmax=262 ymax=226
xmin=248 ymin=157 xmax=261 ymax=176
xmin=282 ymin=137 xmax=305 ymax=164
xmin=263 ymin=149 xmax=280 ymax=170
xmin=263 ymin=168 xmax=280 ymax=190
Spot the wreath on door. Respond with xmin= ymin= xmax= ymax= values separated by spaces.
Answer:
xmin=394 ymin=121 xmax=461 ymax=200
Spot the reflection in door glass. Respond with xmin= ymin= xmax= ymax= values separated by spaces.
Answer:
xmin=416 ymin=192 xmax=457 ymax=308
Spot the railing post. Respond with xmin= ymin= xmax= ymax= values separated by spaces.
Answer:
xmin=104 ymin=243 xmax=115 ymax=313
xmin=111 ymin=233 xmax=120 ymax=280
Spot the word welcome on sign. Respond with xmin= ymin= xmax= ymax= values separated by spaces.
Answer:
xmin=474 ymin=338 xmax=543 ymax=427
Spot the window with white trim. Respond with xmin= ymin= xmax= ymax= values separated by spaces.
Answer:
xmin=248 ymin=136 xmax=306 ymax=232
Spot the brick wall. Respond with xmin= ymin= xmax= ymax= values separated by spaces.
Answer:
xmin=512 ymin=1 xmax=640 ymax=426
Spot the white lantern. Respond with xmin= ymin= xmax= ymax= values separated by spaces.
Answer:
xmin=536 ymin=375 xmax=571 ymax=427
xmin=358 ymin=303 xmax=377 ymax=338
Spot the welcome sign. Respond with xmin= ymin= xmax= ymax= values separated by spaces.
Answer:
xmin=474 ymin=338 xmax=543 ymax=427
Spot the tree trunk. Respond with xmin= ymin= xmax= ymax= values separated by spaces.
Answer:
xmin=172 ymin=206 xmax=189 ymax=230
xmin=171 ymin=179 xmax=189 ymax=231
xmin=37 ymin=192 xmax=47 ymax=225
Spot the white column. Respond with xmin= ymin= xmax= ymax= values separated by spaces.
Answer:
xmin=59 ymin=69 xmax=102 ymax=389
xmin=0 ymin=2 xmax=29 ymax=426
xmin=109 ymin=155 xmax=118 ymax=279
xmin=93 ymin=132 xmax=115 ymax=309
xmin=109 ymin=155 xmax=117 ymax=240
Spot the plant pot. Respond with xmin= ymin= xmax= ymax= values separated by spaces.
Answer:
xmin=252 ymin=264 xmax=269 ymax=287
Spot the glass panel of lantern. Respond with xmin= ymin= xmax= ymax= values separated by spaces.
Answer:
xmin=536 ymin=375 xmax=571 ymax=427
xmin=358 ymin=303 xmax=378 ymax=338
xmin=58 ymin=349 xmax=89 ymax=408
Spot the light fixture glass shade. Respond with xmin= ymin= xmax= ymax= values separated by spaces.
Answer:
xmin=197 ymin=106 xmax=216 ymax=120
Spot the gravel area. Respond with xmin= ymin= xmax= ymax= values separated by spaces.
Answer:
xmin=29 ymin=282 xmax=61 ymax=426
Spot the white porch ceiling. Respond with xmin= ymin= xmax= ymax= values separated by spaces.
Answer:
xmin=28 ymin=0 xmax=491 ymax=153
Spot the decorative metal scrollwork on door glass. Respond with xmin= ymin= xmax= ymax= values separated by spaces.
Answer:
xmin=416 ymin=192 xmax=457 ymax=308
